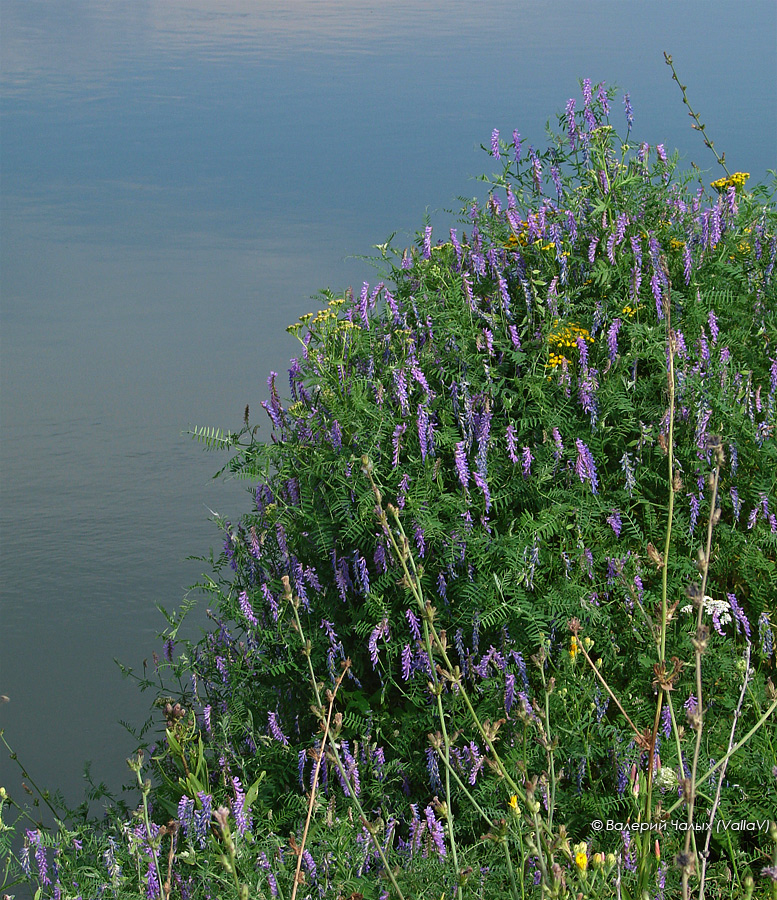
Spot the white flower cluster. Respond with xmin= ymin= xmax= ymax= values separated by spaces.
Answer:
xmin=681 ymin=595 xmax=733 ymax=627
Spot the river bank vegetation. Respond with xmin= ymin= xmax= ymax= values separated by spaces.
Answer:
xmin=3 ymin=65 xmax=777 ymax=899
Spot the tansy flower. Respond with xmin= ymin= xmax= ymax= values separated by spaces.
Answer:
xmin=569 ymin=636 xmax=580 ymax=659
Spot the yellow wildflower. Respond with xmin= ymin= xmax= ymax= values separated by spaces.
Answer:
xmin=711 ymin=172 xmax=749 ymax=193
xmin=569 ymin=636 xmax=580 ymax=660
xmin=574 ymin=842 xmax=588 ymax=872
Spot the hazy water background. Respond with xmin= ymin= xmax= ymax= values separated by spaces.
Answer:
xmin=1 ymin=0 xmax=776 ymax=818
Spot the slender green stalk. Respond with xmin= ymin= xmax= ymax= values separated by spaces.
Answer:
xmin=128 ymin=753 xmax=166 ymax=900
xmin=682 ymin=456 xmax=722 ymax=900
xmin=284 ymin=577 xmax=407 ymax=900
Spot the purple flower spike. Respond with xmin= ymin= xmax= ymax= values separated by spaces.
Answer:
xmin=522 ymin=446 xmax=533 ymax=477
xmin=268 ymin=711 xmax=289 ymax=746
xmin=491 ymin=128 xmax=501 ymax=159
xmin=368 ymin=617 xmax=390 ymax=668
xmin=238 ymin=591 xmax=258 ymax=628
xmin=574 ymin=439 xmax=599 ymax=494
xmin=512 ymin=130 xmax=522 ymax=163
xmin=423 ymin=226 xmax=432 ymax=259
xmin=506 ymin=425 xmax=519 ymax=464
xmin=454 ymin=441 xmax=470 ymax=494
xmin=623 ymin=92 xmax=633 ymax=130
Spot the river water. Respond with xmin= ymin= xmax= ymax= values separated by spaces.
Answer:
xmin=1 ymin=0 xmax=775 ymax=814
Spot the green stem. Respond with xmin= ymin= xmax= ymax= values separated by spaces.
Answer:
xmin=286 ymin=582 xmax=407 ymax=900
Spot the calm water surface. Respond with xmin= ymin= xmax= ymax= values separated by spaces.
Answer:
xmin=1 ymin=0 xmax=775 ymax=812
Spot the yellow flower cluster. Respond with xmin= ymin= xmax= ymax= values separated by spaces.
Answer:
xmin=621 ymin=303 xmax=644 ymax=318
xmin=548 ymin=352 xmax=570 ymax=369
xmin=710 ymin=172 xmax=749 ymax=192
xmin=669 ymin=238 xmax=685 ymax=250
xmin=569 ymin=636 xmax=580 ymax=659
xmin=548 ymin=320 xmax=594 ymax=350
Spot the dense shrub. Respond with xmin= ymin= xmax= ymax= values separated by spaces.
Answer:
xmin=6 ymin=78 xmax=777 ymax=900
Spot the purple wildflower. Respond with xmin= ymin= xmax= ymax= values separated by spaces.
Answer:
xmin=607 ymin=509 xmax=622 ymax=537
xmin=505 ymin=671 xmax=516 ymax=715
xmin=392 ymin=422 xmax=407 ymax=468
xmin=193 ymin=793 xmax=212 ymax=848
xmin=426 ymin=748 xmax=441 ymax=792
xmin=607 ymin=318 xmax=621 ymax=362
xmin=232 ymin=776 xmax=250 ymax=836
xmin=565 ymin=98 xmax=577 ymax=148
xmin=368 ymin=617 xmax=390 ymax=669
xmin=423 ymin=226 xmax=432 ymax=260
xmin=522 ymin=446 xmax=533 ymax=477
xmin=454 ymin=441 xmax=470 ymax=493
xmin=623 ymin=92 xmax=633 ymax=129
xmin=414 ymin=523 xmax=426 ymax=557
xmin=354 ymin=553 xmax=370 ymax=595
xmin=406 ymin=608 xmax=421 ymax=641
xmin=508 ymin=324 xmax=521 ymax=350
xmin=575 ymin=439 xmax=599 ymax=493
xmin=683 ymin=242 xmax=693 ymax=284
xmin=424 ymin=806 xmax=447 ymax=857
xmin=759 ymin=612 xmax=774 ymax=659
xmin=506 ymin=425 xmax=519 ymax=464
xmin=238 ymin=591 xmax=258 ymax=628
xmin=268 ymin=711 xmax=289 ymax=746
xmin=401 ymin=644 xmax=413 ymax=681
xmin=588 ymin=236 xmax=599 ymax=263
xmin=512 ymin=130 xmax=522 ymax=162
xmin=490 ymin=128 xmax=500 ymax=159
xmin=656 ymin=144 xmax=667 ymax=163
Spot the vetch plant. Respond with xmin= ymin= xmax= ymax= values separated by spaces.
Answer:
xmin=8 ymin=65 xmax=777 ymax=899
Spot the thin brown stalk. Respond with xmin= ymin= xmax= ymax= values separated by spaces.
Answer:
xmin=290 ymin=666 xmax=348 ymax=900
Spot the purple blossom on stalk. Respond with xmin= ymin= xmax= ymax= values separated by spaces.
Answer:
xmin=490 ymin=128 xmax=500 ymax=159
xmin=505 ymin=671 xmax=516 ymax=714
xmin=423 ymin=226 xmax=432 ymax=259
xmin=512 ymin=130 xmax=522 ymax=162
xmin=425 ymin=748 xmax=441 ymax=792
xmin=588 ymin=237 xmax=599 ymax=263
xmin=406 ymin=608 xmax=421 ymax=641
xmin=552 ymin=427 xmax=564 ymax=464
xmin=623 ymin=92 xmax=633 ymax=129
xmin=392 ymin=422 xmax=407 ymax=468
xmin=262 ymin=583 xmax=279 ymax=622
xmin=393 ymin=368 xmax=409 ymax=416
xmin=417 ymin=404 xmax=431 ymax=461
xmin=565 ymin=98 xmax=577 ymax=148
xmin=354 ymin=553 xmax=370 ymax=595
xmin=232 ymin=776 xmax=250 ymax=836
xmin=450 ymin=229 xmax=462 ymax=269
xmin=401 ymin=644 xmax=413 ymax=681
xmin=727 ymin=593 xmax=751 ymax=638
xmin=414 ymin=523 xmax=426 ymax=557
xmin=203 ymin=704 xmax=212 ymax=735
xmin=425 ymin=806 xmax=447 ymax=857
xmin=397 ymin=472 xmax=410 ymax=510
xmin=550 ymin=165 xmax=563 ymax=198
xmin=508 ymin=325 xmax=521 ymax=351
xmin=437 ymin=571 xmax=447 ymax=601
xmin=708 ymin=310 xmax=719 ymax=344
xmin=522 ymin=446 xmax=533 ymax=477
xmin=651 ymin=273 xmax=665 ymax=320
xmin=238 ymin=591 xmax=258 ymax=628
xmin=454 ymin=441 xmax=470 ymax=494
xmin=506 ymin=424 xmax=519 ymax=463
xmin=575 ymin=439 xmax=599 ymax=493
xmin=268 ymin=711 xmax=289 ymax=746
xmin=330 ymin=419 xmax=342 ymax=451
xmin=607 ymin=318 xmax=621 ymax=362
xmin=193 ymin=793 xmax=213 ymax=847
xmin=656 ymin=143 xmax=667 ymax=163
xmin=368 ymin=617 xmax=390 ymax=668
xmin=759 ymin=612 xmax=774 ymax=659
xmin=683 ymin=242 xmax=693 ymax=284
xmin=607 ymin=510 xmax=622 ymax=537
